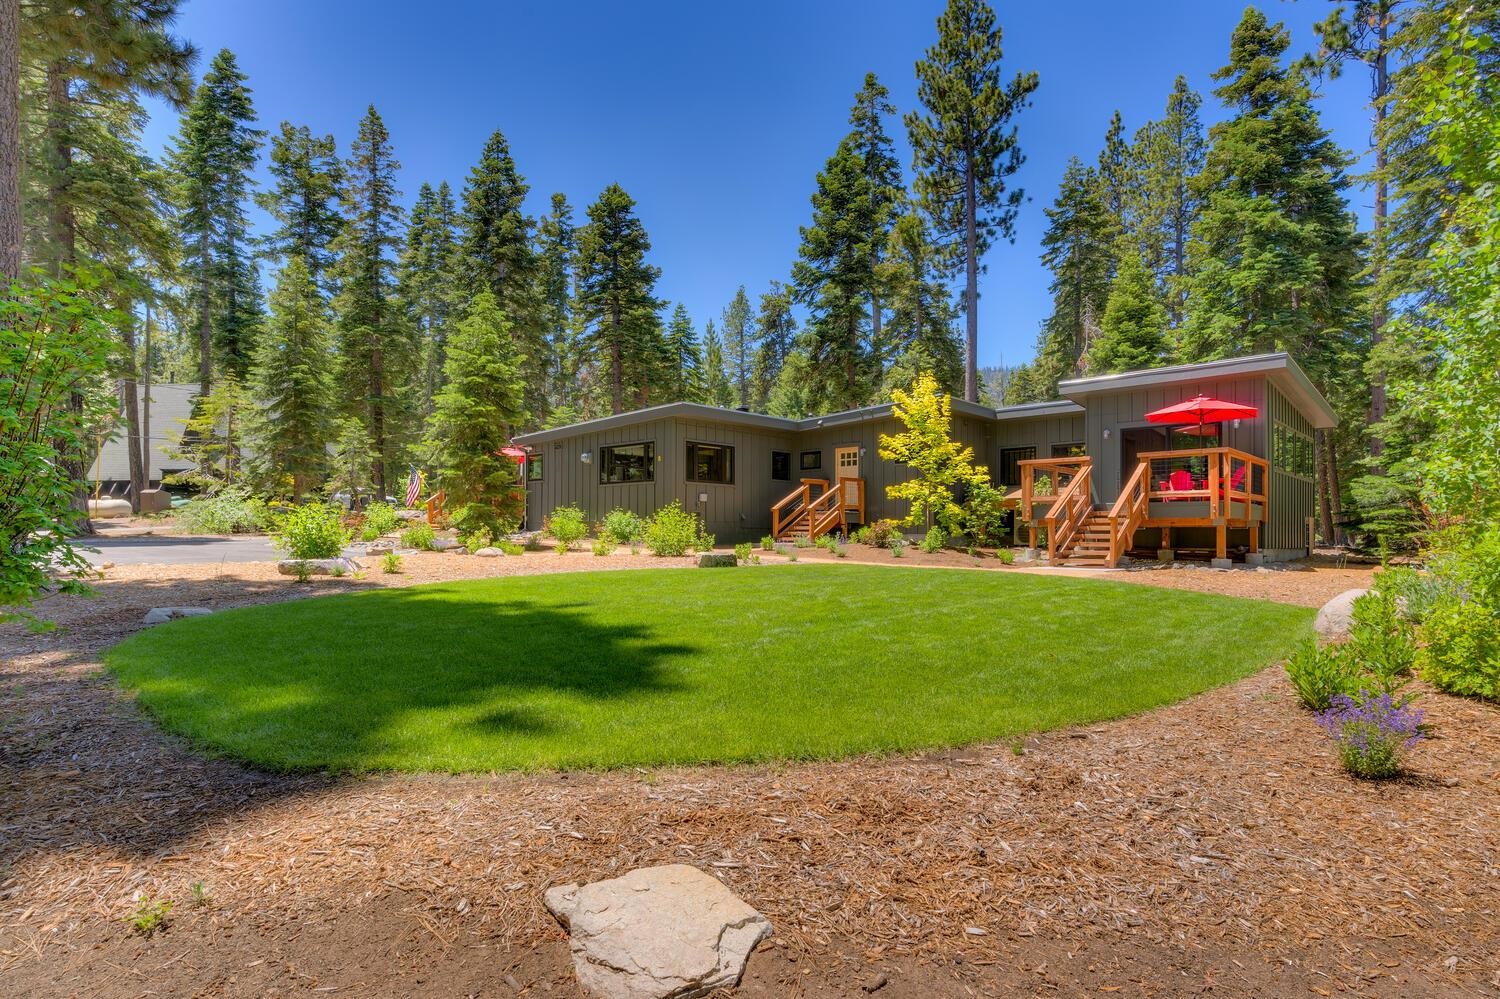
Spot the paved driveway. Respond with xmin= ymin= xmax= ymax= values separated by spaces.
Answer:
xmin=82 ymin=534 xmax=283 ymax=565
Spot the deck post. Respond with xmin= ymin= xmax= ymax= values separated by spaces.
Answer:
xmin=1249 ymin=523 xmax=1259 ymax=554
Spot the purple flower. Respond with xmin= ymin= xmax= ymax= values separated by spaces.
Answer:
xmin=1315 ymin=688 xmax=1426 ymax=778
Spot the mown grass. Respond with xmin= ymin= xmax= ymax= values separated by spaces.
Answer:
xmin=107 ymin=564 xmax=1312 ymax=772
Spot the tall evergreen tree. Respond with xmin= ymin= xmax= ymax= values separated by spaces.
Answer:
xmin=906 ymin=0 xmax=1038 ymax=401
xmin=1179 ymin=9 xmax=1363 ymax=369
xmin=398 ymin=180 xmax=458 ymax=420
xmin=247 ymin=257 xmax=334 ymax=500
xmin=167 ymin=48 xmax=262 ymax=390
xmin=663 ymin=303 xmax=703 ymax=402
xmin=848 ymin=72 xmax=904 ymax=356
xmin=536 ymin=192 xmax=576 ymax=414
xmin=574 ymin=183 xmax=664 ymax=413
xmin=749 ymin=281 xmax=795 ymax=410
xmin=255 ymin=121 xmax=342 ymax=290
xmin=1125 ymin=76 xmax=1206 ymax=324
xmin=331 ymin=104 xmax=408 ymax=498
xmin=880 ymin=211 xmax=962 ymax=396
xmin=424 ymin=290 xmax=528 ymax=537
xmin=720 ymin=285 xmax=755 ymax=408
xmin=1088 ymin=248 xmax=1167 ymax=374
xmin=791 ymin=136 xmax=878 ymax=413
xmin=1095 ymin=109 xmax=1130 ymax=248
xmin=700 ymin=317 xmax=733 ymax=409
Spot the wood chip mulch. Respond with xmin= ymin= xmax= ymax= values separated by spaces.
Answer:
xmin=2 ymin=552 xmax=1496 ymax=997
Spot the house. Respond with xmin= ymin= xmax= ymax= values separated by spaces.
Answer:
xmin=511 ymin=352 xmax=1335 ymax=567
xmin=87 ymin=383 xmax=199 ymax=495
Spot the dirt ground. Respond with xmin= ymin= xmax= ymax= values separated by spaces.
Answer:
xmin=4 ymin=547 xmax=1497 ymax=998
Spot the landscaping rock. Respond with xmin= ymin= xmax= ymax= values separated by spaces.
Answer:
xmin=473 ymin=546 xmax=503 ymax=557
xmin=544 ymin=864 xmax=771 ymax=999
xmin=696 ymin=553 xmax=737 ymax=568
xmin=366 ymin=541 xmax=395 ymax=555
xmin=430 ymin=537 xmax=463 ymax=552
xmin=1315 ymin=588 xmax=1368 ymax=641
xmin=276 ymin=557 xmax=361 ymax=576
xmin=143 ymin=607 xmax=212 ymax=625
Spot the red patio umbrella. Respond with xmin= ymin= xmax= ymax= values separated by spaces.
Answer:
xmin=1145 ymin=395 xmax=1258 ymax=433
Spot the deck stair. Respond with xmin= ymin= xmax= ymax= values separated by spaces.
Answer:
xmin=771 ymin=476 xmax=864 ymax=542
xmin=1055 ymin=509 xmax=1117 ymax=566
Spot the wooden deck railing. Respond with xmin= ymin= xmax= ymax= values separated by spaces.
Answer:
xmin=771 ymin=478 xmax=822 ymax=538
xmin=1107 ymin=459 xmax=1150 ymax=564
xmin=771 ymin=476 xmax=864 ymax=539
xmin=425 ymin=490 xmax=446 ymax=525
xmin=1137 ymin=447 xmax=1268 ymax=523
xmin=1041 ymin=463 xmax=1092 ymax=563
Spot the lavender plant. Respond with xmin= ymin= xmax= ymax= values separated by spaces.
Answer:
xmin=1316 ymin=690 xmax=1425 ymax=779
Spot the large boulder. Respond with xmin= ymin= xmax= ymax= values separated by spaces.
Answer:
xmin=430 ymin=537 xmax=463 ymax=552
xmin=1315 ymin=588 xmax=1368 ymax=641
xmin=276 ymin=557 xmax=361 ymax=577
xmin=473 ymin=546 xmax=503 ymax=557
xmin=696 ymin=553 xmax=737 ymax=568
xmin=143 ymin=607 xmax=212 ymax=625
xmin=544 ymin=864 xmax=771 ymax=999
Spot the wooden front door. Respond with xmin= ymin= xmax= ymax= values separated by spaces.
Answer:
xmin=835 ymin=445 xmax=861 ymax=511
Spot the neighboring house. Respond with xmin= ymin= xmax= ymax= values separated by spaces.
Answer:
xmin=513 ymin=352 xmax=1335 ymax=566
xmin=87 ymin=383 xmax=199 ymax=495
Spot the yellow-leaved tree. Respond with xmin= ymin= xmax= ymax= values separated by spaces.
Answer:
xmin=878 ymin=372 xmax=991 ymax=532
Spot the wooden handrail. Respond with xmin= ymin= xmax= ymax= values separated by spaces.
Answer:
xmin=425 ymin=490 xmax=446 ymax=526
xmin=806 ymin=480 xmax=845 ymax=539
xmin=772 ymin=482 xmax=811 ymax=537
xmin=1107 ymin=460 xmax=1150 ymax=563
xmin=1041 ymin=464 xmax=1092 ymax=563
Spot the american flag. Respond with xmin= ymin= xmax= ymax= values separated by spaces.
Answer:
xmin=405 ymin=467 xmax=424 ymax=508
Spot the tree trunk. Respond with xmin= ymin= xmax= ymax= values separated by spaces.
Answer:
xmin=142 ymin=295 xmax=153 ymax=488
xmin=609 ymin=296 xmax=623 ymax=415
xmin=1368 ymin=7 xmax=1391 ymax=465
xmin=0 ymin=0 xmax=19 ymax=283
xmin=1315 ymin=429 xmax=1334 ymax=546
xmin=1325 ymin=431 xmax=1344 ymax=546
xmin=370 ymin=328 xmax=386 ymax=500
xmin=963 ymin=157 xmax=979 ymax=402
xmin=121 ymin=311 xmax=146 ymax=512
xmin=197 ymin=223 xmax=212 ymax=394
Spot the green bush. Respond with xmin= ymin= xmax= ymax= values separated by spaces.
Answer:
xmin=760 ymin=534 xmax=775 ymax=551
xmin=695 ymin=531 xmax=715 ymax=553
xmin=996 ymin=548 xmax=1016 ymax=566
xmin=920 ymin=526 xmax=946 ymax=554
xmin=591 ymin=537 xmax=617 ymax=556
xmin=1419 ymin=600 xmax=1500 ymax=700
xmin=545 ymin=505 xmax=589 ymax=552
xmin=497 ymin=540 xmax=525 ymax=556
xmin=176 ymin=486 xmax=273 ymax=535
xmin=642 ymin=501 xmax=704 ymax=556
xmin=793 ymin=535 xmax=812 ymax=549
xmin=400 ymin=522 xmax=436 ymax=551
xmin=890 ymin=537 xmax=906 ymax=558
xmin=1285 ymin=640 xmax=1362 ymax=711
xmin=849 ymin=526 xmax=872 ymax=545
xmin=1347 ymin=587 xmax=1418 ymax=681
xmin=815 ymin=534 xmax=838 ymax=552
xmin=734 ymin=542 xmax=752 ymax=563
xmin=360 ymin=501 xmax=399 ymax=540
xmin=960 ymin=478 xmax=1010 ymax=547
xmin=523 ymin=533 xmax=543 ymax=551
xmin=273 ymin=503 xmax=349 ymax=560
xmin=866 ymin=520 xmax=900 ymax=548
xmin=603 ymin=508 xmax=645 ymax=544
xmin=381 ymin=551 xmax=403 ymax=574
xmin=834 ymin=542 xmax=849 ymax=558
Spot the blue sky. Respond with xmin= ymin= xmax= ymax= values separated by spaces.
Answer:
xmin=140 ymin=0 xmax=1377 ymax=369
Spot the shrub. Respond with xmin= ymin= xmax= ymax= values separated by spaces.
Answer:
xmin=497 ymin=540 xmax=525 ymax=556
xmin=960 ymin=477 xmax=1010 ymax=547
xmin=866 ymin=520 xmax=899 ymax=548
xmin=603 ymin=508 xmax=645 ymax=544
xmin=641 ymin=501 xmax=703 ymax=557
xmin=920 ymin=526 xmax=946 ymax=554
xmin=785 ymin=547 xmax=798 ymax=562
xmin=890 ymin=538 xmax=906 ymax=558
xmin=591 ymin=537 xmax=617 ymax=556
xmin=1347 ymin=587 xmax=1418 ymax=681
xmin=360 ymin=501 xmax=400 ymax=540
xmin=849 ymin=526 xmax=872 ymax=545
xmin=382 ymin=551 xmax=403 ymax=574
xmin=834 ymin=542 xmax=848 ymax=558
xmin=545 ymin=504 xmax=589 ymax=552
xmin=459 ymin=530 xmax=492 ymax=552
xmin=400 ymin=521 xmax=436 ymax=551
xmin=793 ymin=535 xmax=813 ymax=549
xmin=695 ymin=531 xmax=715 ymax=553
xmin=734 ymin=542 xmax=752 ymax=563
xmin=523 ymin=532 xmax=543 ymax=551
xmin=1285 ymin=640 xmax=1361 ymax=711
xmin=176 ymin=486 xmax=273 ymax=535
xmin=815 ymin=534 xmax=838 ymax=552
xmin=126 ymin=897 xmax=172 ymax=936
xmin=1418 ymin=599 xmax=1500 ymax=700
xmin=760 ymin=534 xmax=775 ymax=551
xmin=273 ymin=503 xmax=348 ymax=560
xmin=1316 ymin=690 xmax=1425 ymax=779
xmin=996 ymin=548 xmax=1016 ymax=565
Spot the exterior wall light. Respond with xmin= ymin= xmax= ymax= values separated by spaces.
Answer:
xmin=1103 ymin=428 xmax=1112 ymax=440
xmin=580 ymin=450 xmax=592 ymax=463
xmin=1232 ymin=418 xmax=1242 ymax=429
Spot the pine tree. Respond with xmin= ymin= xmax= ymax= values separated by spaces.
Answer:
xmin=574 ymin=183 xmax=665 ymax=413
xmin=1179 ymin=9 xmax=1362 ymax=369
xmin=398 ymin=180 xmax=458 ymax=420
xmin=247 ymin=257 xmax=334 ymax=500
xmin=1027 ymin=157 xmax=1113 ymax=397
xmin=331 ymin=105 xmax=409 ymax=499
xmin=256 ymin=122 xmax=343 ymax=290
xmin=906 ymin=0 xmax=1038 ymax=401
xmin=536 ymin=192 xmax=576 ymax=414
xmin=456 ymin=129 xmax=548 ymax=420
xmin=424 ymin=290 xmax=528 ymax=537
xmin=1088 ymin=249 xmax=1166 ymax=374
xmin=701 ymin=317 xmax=733 ymax=408
xmin=749 ymin=281 xmax=795 ymax=410
xmin=663 ymin=303 xmax=703 ymax=402
xmin=1125 ymin=76 xmax=1206 ymax=324
xmin=848 ymin=72 xmax=904 ymax=355
xmin=791 ymin=136 xmax=878 ymax=413
xmin=880 ymin=212 xmax=962 ymax=396
xmin=720 ymin=285 xmax=755 ymax=408
xmin=1095 ymin=109 xmax=1130 ymax=248
xmin=167 ymin=49 xmax=263 ymax=389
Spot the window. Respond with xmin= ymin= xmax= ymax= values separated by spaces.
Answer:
xmin=527 ymin=453 xmax=543 ymax=481
xmin=998 ymin=446 xmax=1036 ymax=486
xmin=771 ymin=451 xmax=791 ymax=481
xmin=800 ymin=450 xmax=822 ymax=471
xmin=1051 ymin=441 xmax=1086 ymax=458
xmin=686 ymin=441 xmax=734 ymax=484
xmin=1273 ymin=423 xmax=1315 ymax=480
xmin=599 ymin=442 xmax=654 ymax=484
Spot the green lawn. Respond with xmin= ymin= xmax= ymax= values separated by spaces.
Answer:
xmin=107 ymin=565 xmax=1312 ymax=772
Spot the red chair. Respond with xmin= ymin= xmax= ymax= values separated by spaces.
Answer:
xmin=1169 ymin=469 xmax=1194 ymax=492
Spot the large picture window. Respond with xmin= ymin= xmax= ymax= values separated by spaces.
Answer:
xmin=998 ymin=446 xmax=1036 ymax=486
xmin=800 ymin=450 xmax=822 ymax=472
xmin=1051 ymin=441 xmax=1086 ymax=458
xmin=771 ymin=451 xmax=791 ymax=481
xmin=599 ymin=442 xmax=654 ymax=484
xmin=1273 ymin=423 xmax=1315 ymax=480
xmin=527 ymin=454 xmax=543 ymax=481
xmin=686 ymin=442 xmax=734 ymax=484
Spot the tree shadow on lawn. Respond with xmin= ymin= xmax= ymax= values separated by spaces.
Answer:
xmin=107 ymin=582 xmax=700 ymax=770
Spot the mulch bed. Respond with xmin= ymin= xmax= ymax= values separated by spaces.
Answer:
xmin=2 ymin=551 xmax=1495 ymax=997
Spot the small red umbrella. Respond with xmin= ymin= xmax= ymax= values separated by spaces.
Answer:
xmin=1146 ymin=395 xmax=1258 ymax=441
